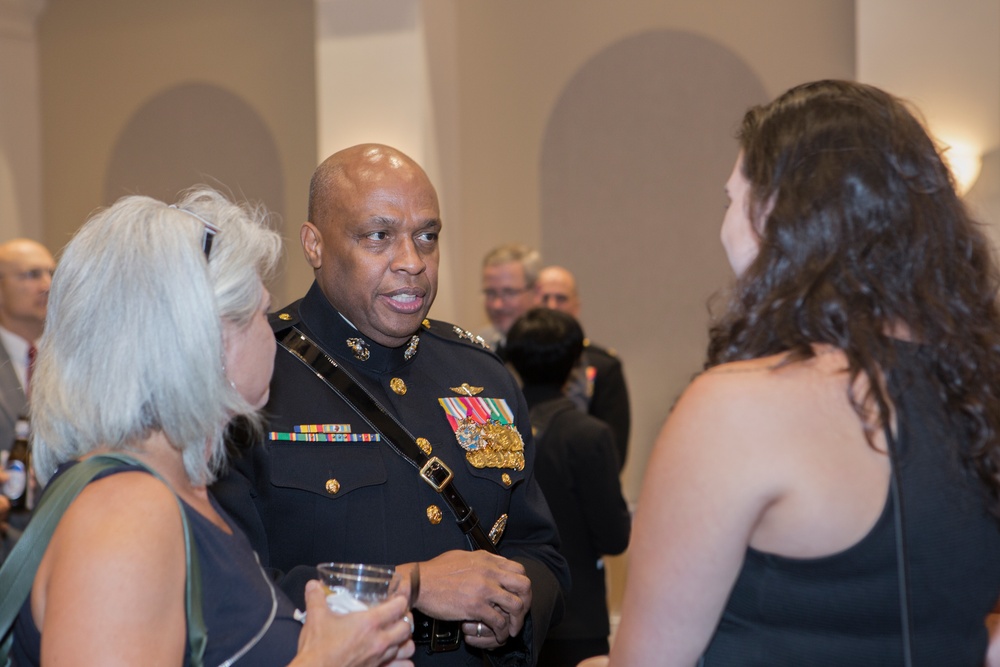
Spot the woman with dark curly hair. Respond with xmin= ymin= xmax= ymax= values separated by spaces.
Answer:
xmin=602 ymin=80 xmax=1000 ymax=666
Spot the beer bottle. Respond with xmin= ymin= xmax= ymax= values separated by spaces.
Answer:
xmin=3 ymin=417 xmax=31 ymax=510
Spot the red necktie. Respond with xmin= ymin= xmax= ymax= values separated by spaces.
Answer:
xmin=26 ymin=344 xmax=36 ymax=396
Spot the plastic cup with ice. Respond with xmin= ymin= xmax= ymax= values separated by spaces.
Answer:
xmin=316 ymin=562 xmax=397 ymax=613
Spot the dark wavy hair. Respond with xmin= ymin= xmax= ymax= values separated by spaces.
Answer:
xmin=707 ymin=79 xmax=1000 ymax=513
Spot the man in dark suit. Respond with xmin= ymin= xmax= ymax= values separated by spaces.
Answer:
xmin=536 ymin=266 xmax=631 ymax=469
xmin=213 ymin=144 xmax=568 ymax=666
xmin=505 ymin=308 xmax=631 ymax=667
xmin=0 ymin=239 xmax=53 ymax=448
xmin=0 ymin=238 xmax=55 ymax=559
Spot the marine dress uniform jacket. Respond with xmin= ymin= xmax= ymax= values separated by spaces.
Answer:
xmin=213 ymin=283 xmax=569 ymax=667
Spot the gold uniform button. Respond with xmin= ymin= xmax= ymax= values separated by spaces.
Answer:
xmin=278 ymin=312 xmax=292 ymax=321
xmin=416 ymin=437 xmax=432 ymax=455
xmin=390 ymin=377 xmax=407 ymax=395
xmin=426 ymin=505 xmax=443 ymax=525
xmin=325 ymin=479 xmax=341 ymax=495
xmin=501 ymin=473 xmax=512 ymax=487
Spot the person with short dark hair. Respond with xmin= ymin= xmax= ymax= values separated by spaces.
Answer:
xmin=506 ymin=308 xmax=630 ymax=667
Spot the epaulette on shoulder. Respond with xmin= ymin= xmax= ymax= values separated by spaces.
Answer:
xmin=420 ymin=318 xmax=496 ymax=354
xmin=269 ymin=302 xmax=302 ymax=334
xmin=584 ymin=338 xmax=619 ymax=359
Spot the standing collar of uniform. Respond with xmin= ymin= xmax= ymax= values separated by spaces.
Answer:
xmin=298 ymin=281 xmax=420 ymax=373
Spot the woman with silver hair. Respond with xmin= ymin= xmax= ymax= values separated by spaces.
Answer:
xmin=6 ymin=188 xmax=414 ymax=666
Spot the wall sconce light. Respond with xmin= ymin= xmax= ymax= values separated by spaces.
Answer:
xmin=941 ymin=139 xmax=982 ymax=196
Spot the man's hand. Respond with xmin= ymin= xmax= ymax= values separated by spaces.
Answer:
xmin=398 ymin=550 xmax=532 ymax=649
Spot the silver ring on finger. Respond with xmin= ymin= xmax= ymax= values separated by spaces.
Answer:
xmin=476 ymin=622 xmax=483 ymax=638
xmin=403 ymin=614 xmax=414 ymax=634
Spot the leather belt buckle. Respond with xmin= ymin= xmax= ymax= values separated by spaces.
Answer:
xmin=430 ymin=619 xmax=462 ymax=652
xmin=419 ymin=456 xmax=453 ymax=493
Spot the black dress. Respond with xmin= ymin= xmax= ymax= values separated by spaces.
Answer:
xmin=702 ymin=345 xmax=1000 ymax=666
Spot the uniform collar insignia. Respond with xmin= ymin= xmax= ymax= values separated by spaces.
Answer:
xmin=404 ymin=335 xmax=420 ymax=361
xmin=346 ymin=337 xmax=370 ymax=361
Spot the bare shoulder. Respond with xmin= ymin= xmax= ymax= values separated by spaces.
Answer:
xmin=59 ymin=468 xmax=184 ymax=543
xmin=35 ymin=467 xmax=190 ymax=665
xmin=658 ymin=349 xmax=855 ymax=484
xmin=38 ymin=469 xmax=186 ymax=625
xmin=681 ymin=349 xmax=850 ymax=424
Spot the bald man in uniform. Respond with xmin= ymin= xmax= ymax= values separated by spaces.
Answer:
xmin=536 ymin=266 xmax=631 ymax=469
xmin=213 ymin=144 xmax=567 ymax=666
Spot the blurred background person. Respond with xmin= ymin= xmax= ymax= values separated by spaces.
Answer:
xmin=5 ymin=189 xmax=413 ymax=667
xmin=603 ymin=79 xmax=1000 ymax=665
xmin=479 ymin=243 xmax=541 ymax=357
xmin=0 ymin=238 xmax=55 ymax=562
xmin=536 ymin=266 xmax=631 ymax=469
xmin=0 ymin=238 xmax=53 ymax=446
xmin=506 ymin=307 xmax=630 ymax=667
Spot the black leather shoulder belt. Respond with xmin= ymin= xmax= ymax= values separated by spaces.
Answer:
xmin=278 ymin=326 xmax=508 ymax=651
xmin=278 ymin=326 xmax=500 ymax=555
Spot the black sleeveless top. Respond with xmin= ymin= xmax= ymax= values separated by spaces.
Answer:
xmin=702 ymin=344 xmax=1000 ymax=666
xmin=12 ymin=464 xmax=302 ymax=666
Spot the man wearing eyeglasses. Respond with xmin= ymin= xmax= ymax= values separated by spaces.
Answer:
xmin=479 ymin=244 xmax=541 ymax=359
xmin=0 ymin=238 xmax=55 ymax=559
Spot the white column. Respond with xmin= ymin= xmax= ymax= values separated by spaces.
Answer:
xmin=312 ymin=0 xmax=455 ymax=320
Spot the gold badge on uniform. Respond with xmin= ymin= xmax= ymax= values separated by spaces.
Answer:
xmin=438 ymin=396 xmax=525 ymax=470
xmin=450 ymin=383 xmax=483 ymax=396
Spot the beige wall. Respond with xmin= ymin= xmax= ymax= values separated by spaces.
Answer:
xmin=37 ymin=0 xmax=317 ymax=300
xmin=423 ymin=0 xmax=855 ymax=499
xmin=858 ymin=0 xmax=1000 ymax=241
xmin=416 ymin=1 xmax=854 ymax=626
xmin=433 ymin=0 xmax=854 ymax=327
xmin=0 ymin=0 xmax=45 ymax=241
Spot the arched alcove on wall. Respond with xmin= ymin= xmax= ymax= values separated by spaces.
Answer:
xmin=540 ymin=30 xmax=769 ymax=495
xmin=104 ymin=82 xmax=287 ymax=294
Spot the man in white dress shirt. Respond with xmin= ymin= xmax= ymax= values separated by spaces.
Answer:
xmin=0 ymin=238 xmax=55 ymax=556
